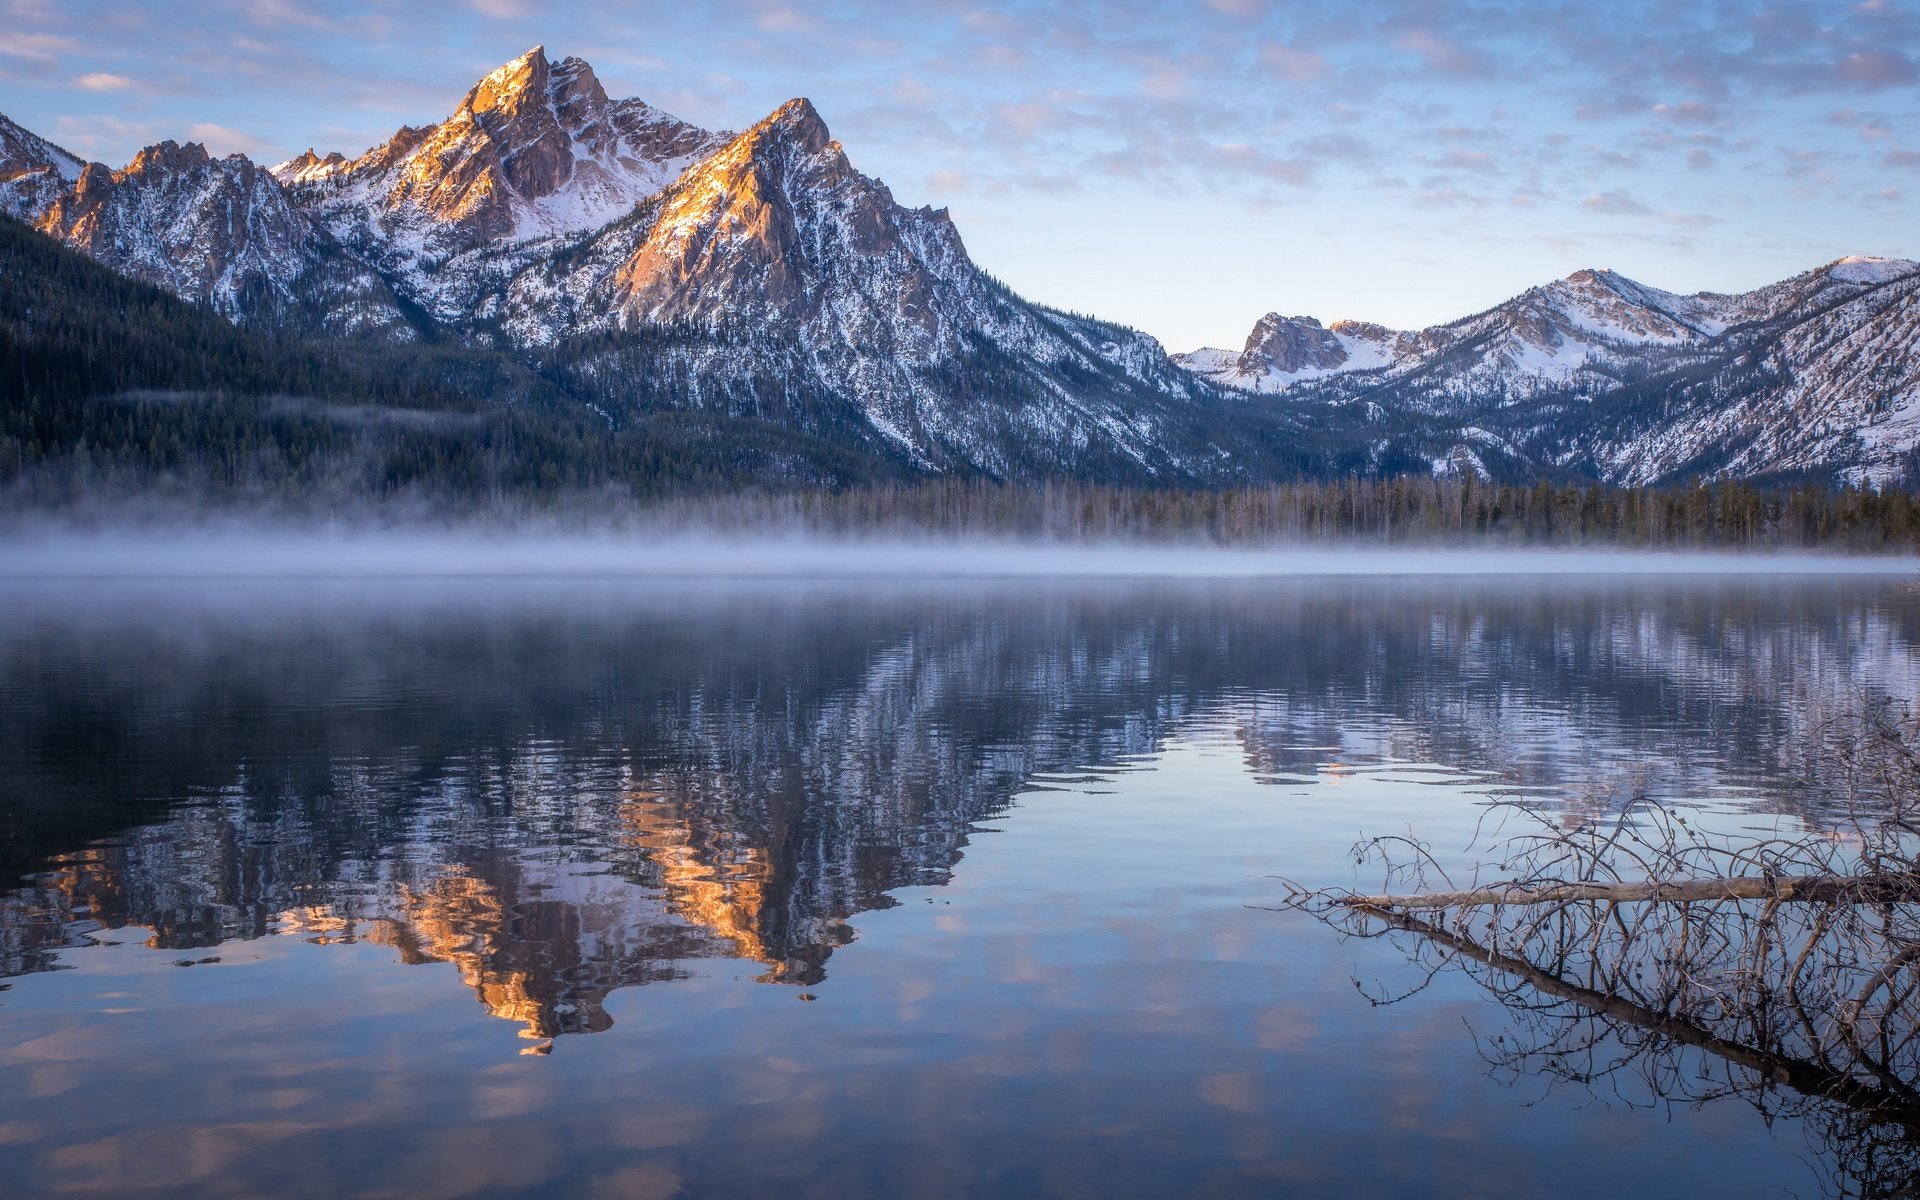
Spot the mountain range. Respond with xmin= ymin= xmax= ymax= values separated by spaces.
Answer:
xmin=4 ymin=46 xmax=1917 ymax=492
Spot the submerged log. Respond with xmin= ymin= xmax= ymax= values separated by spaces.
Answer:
xmin=1345 ymin=873 xmax=1920 ymax=910
xmin=1350 ymin=900 xmax=1920 ymax=1119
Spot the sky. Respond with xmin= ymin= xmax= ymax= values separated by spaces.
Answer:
xmin=2 ymin=0 xmax=1915 ymax=351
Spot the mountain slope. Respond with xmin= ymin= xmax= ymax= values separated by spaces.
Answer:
xmin=0 ymin=213 xmax=917 ymax=502
xmin=1549 ymin=264 xmax=1920 ymax=485
xmin=24 ymin=140 xmax=415 ymax=338
xmin=496 ymin=97 xmax=1258 ymax=479
xmin=1185 ymin=258 xmax=1920 ymax=484
xmin=2 ymin=45 xmax=1916 ymax=492
xmin=0 ymin=113 xmax=84 ymax=220
xmin=284 ymin=47 xmax=729 ymax=322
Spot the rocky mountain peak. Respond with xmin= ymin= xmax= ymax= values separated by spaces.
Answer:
xmin=757 ymin=98 xmax=833 ymax=154
xmin=285 ymin=47 xmax=728 ymax=315
xmin=549 ymin=56 xmax=612 ymax=125
xmin=270 ymin=148 xmax=351 ymax=186
xmin=0 ymin=112 xmax=84 ymax=183
xmin=466 ymin=46 xmax=549 ymax=116
xmin=126 ymin=140 xmax=213 ymax=176
xmin=0 ymin=113 xmax=87 ymax=219
xmin=1241 ymin=313 xmax=1348 ymax=373
xmin=1328 ymin=319 xmax=1397 ymax=340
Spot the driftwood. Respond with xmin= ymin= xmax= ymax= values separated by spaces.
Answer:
xmin=1350 ymin=900 xmax=1920 ymax=1121
xmin=1271 ymin=695 xmax=1920 ymax=1197
xmin=1346 ymin=873 xmax=1920 ymax=910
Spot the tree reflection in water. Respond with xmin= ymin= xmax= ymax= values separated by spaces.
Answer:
xmin=1282 ymin=697 xmax=1920 ymax=1198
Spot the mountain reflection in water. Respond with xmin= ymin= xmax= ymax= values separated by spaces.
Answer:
xmin=1 ymin=575 xmax=1918 ymax=1198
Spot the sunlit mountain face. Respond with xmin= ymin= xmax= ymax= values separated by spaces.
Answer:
xmin=2 ymin=577 xmax=1913 ymax=1042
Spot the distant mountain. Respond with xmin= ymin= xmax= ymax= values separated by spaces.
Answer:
xmin=1 ymin=46 xmax=1916 ymax=491
xmin=1180 ymin=257 xmax=1920 ymax=485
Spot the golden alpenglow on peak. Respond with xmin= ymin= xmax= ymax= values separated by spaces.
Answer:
xmin=468 ymin=45 xmax=549 ymax=114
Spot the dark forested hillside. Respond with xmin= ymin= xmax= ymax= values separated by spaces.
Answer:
xmin=0 ymin=215 xmax=1406 ymax=507
xmin=0 ymin=216 xmax=925 ymax=504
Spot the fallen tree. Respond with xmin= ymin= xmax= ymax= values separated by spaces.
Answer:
xmin=1273 ymin=694 xmax=1920 ymax=1199
xmin=1345 ymin=873 xmax=1920 ymax=909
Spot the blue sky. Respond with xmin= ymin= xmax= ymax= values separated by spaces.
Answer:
xmin=3 ymin=0 xmax=1915 ymax=350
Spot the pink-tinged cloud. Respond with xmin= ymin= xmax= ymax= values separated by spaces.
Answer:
xmin=1261 ymin=43 xmax=1329 ymax=83
xmin=1836 ymin=50 xmax=1916 ymax=87
xmin=1582 ymin=190 xmax=1652 ymax=216
xmin=188 ymin=122 xmax=268 ymax=157
xmin=72 ymin=72 xmax=134 ymax=91
xmin=1392 ymin=28 xmax=1488 ymax=78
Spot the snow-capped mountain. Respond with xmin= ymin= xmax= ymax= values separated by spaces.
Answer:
xmin=495 ymin=96 xmax=1228 ymax=474
xmin=0 ymin=113 xmax=84 ymax=221
xmin=1176 ymin=313 xmax=1399 ymax=392
xmin=1179 ymin=267 xmax=1738 ymax=402
xmin=1563 ymin=261 xmax=1920 ymax=485
xmin=279 ymin=46 xmax=730 ymax=322
xmin=1182 ymin=258 xmax=1920 ymax=484
xmin=0 ymin=49 xmax=1246 ymax=481
xmin=2 ymin=45 xmax=1917 ymax=489
xmin=26 ymin=139 xmax=413 ymax=337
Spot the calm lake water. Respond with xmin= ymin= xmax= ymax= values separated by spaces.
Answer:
xmin=2 ymin=573 xmax=1917 ymax=1198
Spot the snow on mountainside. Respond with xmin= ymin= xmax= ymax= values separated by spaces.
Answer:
xmin=284 ymin=47 xmax=729 ymax=321
xmin=497 ymin=96 xmax=1232 ymax=477
xmin=0 ymin=48 xmax=1251 ymax=483
xmin=1186 ymin=256 xmax=1920 ymax=485
xmin=1176 ymin=314 xmax=1397 ymax=391
xmin=27 ymin=140 xmax=413 ymax=337
xmin=1 ymin=42 xmax=1916 ymax=489
xmin=1179 ymin=267 xmax=1732 ymax=400
xmin=1576 ymin=263 xmax=1920 ymax=486
xmin=0 ymin=113 xmax=85 ymax=220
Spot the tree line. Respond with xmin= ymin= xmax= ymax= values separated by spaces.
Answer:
xmin=630 ymin=477 xmax=1920 ymax=551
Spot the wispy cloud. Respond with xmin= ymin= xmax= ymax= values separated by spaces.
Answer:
xmin=71 ymin=72 xmax=135 ymax=91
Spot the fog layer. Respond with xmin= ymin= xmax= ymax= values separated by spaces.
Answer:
xmin=2 ymin=527 xmax=1916 ymax=578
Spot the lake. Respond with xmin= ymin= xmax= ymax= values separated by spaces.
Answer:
xmin=2 ymin=571 xmax=1916 ymax=1198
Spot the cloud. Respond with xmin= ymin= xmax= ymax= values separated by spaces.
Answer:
xmin=188 ymin=122 xmax=268 ymax=157
xmin=243 ymin=0 xmax=340 ymax=31
xmin=1140 ymin=69 xmax=1186 ymax=99
xmin=753 ymin=6 xmax=814 ymax=34
xmin=1650 ymin=99 xmax=1720 ymax=125
xmin=1391 ymin=28 xmax=1489 ymax=78
xmin=1582 ymin=189 xmax=1652 ymax=216
xmin=1211 ymin=142 xmax=1313 ymax=185
xmin=1835 ymin=50 xmax=1916 ymax=87
xmin=0 ymin=30 xmax=76 ymax=61
xmin=1260 ymin=43 xmax=1328 ymax=82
